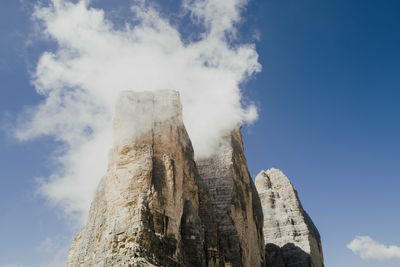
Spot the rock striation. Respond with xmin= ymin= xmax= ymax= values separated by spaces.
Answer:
xmin=67 ymin=90 xmax=221 ymax=266
xmin=196 ymin=129 xmax=265 ymax=267
xmin=255 ymin=168 xmax=324 ymax=267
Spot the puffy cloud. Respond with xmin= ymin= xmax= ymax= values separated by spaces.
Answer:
xmin=16 ymin=0 xmax=261 ymax=225
xmin=347 ymin=236 xmax=400 ymax=263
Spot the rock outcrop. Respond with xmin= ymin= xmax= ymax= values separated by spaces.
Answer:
xmin=255 ymin=168 xmax=324 ymax=267
xmin=66 ymin=90 xmax=323 ymax=267
xmin=67 ymin=91 xmax=221 ymax=266
xmin=196 ymin=129 xmax=265 ymax=267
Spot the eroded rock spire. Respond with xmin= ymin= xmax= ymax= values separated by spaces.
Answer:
xmin=255 ymin=168 xmax=324 ymax=267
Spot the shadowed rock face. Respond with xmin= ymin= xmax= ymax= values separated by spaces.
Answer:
xmin=67 ymin=91 xmax=221 ymax=267
xmin=255 ymin=168 xmax=324 ymax=267
xmin=196 ymin=129 xmax=265 ymax=267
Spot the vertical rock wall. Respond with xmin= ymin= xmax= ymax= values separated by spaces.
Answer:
xmin=196 ymin=128 xmax=265 ymax=267
xmin=255 ymin=168 xmax=324 ymax=267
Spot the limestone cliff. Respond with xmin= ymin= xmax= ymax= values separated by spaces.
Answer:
xmin=255 ymin=168 xmax=324 ymax=267
xmin=67 ymin=91 xmax=221 ymax=266
xmin=196 ymin=129 xmax=265 ymax=267
xmin=66 ymin=90 xmax=323 ymax=267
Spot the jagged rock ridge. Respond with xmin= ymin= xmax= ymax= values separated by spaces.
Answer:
xmin=255 ymin=168 xmax=324 ymax=267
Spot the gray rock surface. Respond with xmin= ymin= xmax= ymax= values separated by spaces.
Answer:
xmin=67 ymin=90 xmax=221 ymax=266
xmin=255 ymin=168 xmax=324 ymax=267
xmin=196 ymin=129 xmax=265 ymax=267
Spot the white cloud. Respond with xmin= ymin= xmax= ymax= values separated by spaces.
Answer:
xmin=347 ymin=236 xmax=400 ymax=263
xmin=16 ymin=0 xmax=261 ymax=225
xmin=183 ymin=0 xmax=248 ymax=38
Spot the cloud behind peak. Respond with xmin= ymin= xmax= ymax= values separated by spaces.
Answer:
xmin=16 ymin=0 xmax=261 ymax=224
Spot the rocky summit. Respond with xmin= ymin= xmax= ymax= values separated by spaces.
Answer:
xmin=67 ymin=90 xmax=323 ymax=267
xmin=255 ymin=169 xmax=324 ymax=267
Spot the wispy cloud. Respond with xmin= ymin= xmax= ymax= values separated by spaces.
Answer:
xmin=347 ymin=236 xmax=400 ymax=264
xmin=36 ymin=235 xmax=71 ymax=267
xmin=16 ymin=0 xmax=260 ymax=225
xmin=2 ymin=235 xmax=72 ymax=267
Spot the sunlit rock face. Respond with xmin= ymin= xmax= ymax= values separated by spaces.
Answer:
xmin=196 ymin=129 xmax=265 ymax=267
xmin=255 ymin=168 xmax=324 ymax=267
xmin=66 ymin=90 xmax=323 ymax=267
xmin=67 ymin=90 xmax=221 ymax=266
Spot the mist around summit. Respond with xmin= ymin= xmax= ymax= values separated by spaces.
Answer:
xmin=15 ymin=0 xmax=260 ymax=224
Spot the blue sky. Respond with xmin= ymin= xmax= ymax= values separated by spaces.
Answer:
xmin=1 ymin=0 xmax=400 ymax=266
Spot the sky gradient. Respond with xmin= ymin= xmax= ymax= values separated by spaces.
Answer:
xmin=1 ymin=0 xmax=400 ymax=266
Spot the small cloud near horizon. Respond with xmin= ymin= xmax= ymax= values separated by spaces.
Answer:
xmin=347 ymin=236 xmax=400 ymax=265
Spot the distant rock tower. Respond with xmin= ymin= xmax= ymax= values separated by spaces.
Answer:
xmin=255 ymin=168 xmax=324 ymax=267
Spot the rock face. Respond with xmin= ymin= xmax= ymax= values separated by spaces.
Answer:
xmin=66 ymin=90 xmax=323 ymax=267
xmin=67 ymin=91 xmax=221 ymax=266
xmin=196 ymin=129 xmax=265 ymax=267
xmin=255 ymin=168 xmax=324 ymax=267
